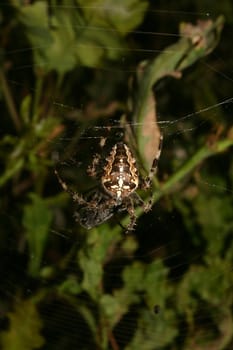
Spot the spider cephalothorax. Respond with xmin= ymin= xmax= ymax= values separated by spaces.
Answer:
xmin=55 ymin=135 xmax=162 ymax=233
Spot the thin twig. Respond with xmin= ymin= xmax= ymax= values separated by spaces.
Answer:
xmin=156 ymin=137 xmax=233 ymax=201
xmin=108 ymin=329 xmax=120 ymax=350
xmin=0 ymin=68 xmax=21 ymax=131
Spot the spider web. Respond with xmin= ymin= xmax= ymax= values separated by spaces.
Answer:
xmin=0 ymin=2 xmax=233 ymax=350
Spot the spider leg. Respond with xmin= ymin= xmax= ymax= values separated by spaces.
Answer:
xmin=131 ymin=192 xmax=152 ymax=213
xmin=87 ymin=153 xmax=101 ymax=177
xmin=125 ymin=198 xmax=137 ymax=234
xmin=54 ymin=169 xmax=86 ymax=205
xmin=141 ymin=134 xmax=163 ymax=190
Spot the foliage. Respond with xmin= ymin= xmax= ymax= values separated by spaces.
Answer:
xmin=0 ymin=1 xmax=233 ymax=350
xmin=23 ymin=193 xmax=53 ymax=277
xmin=1 ymin=298 xmax=45 ymax=350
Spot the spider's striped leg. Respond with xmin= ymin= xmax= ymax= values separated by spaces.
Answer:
xmin=141 ymin=134 xmax=163 ymax=190
xmin=132 ymin=192 xmax=152 ymax=213
xmin=125 ymin=198 xmax=137 ymax=234
xmin=87 ymin=153 xmax=102 ymax=177
xmin=54 ymin=169 xmax=86 ymax=205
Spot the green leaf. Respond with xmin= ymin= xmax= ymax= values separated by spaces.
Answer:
xmin=76 ymin=26 xmax=125 ymax=65
xmin=20 ymin=94 xmax=32 ymax=125
xmin=77 ymin=0 xmax=149 ymax=35
xmin=122 ymin=261 xmax=145 ymax=292
xmin=1 ymin=299 xmax=44 ymax=350
xmin=19 ymin=2 xmax=76 ymax=73
xmin=58 ymin=275 xmax=82 ymax=295
xmin=177 ymin=258 xmax=233 ymax=313
xmin=100 ymin=294 xmax=124 ymax=327
xmin=0 ymin=157 xmax=24 ymax=187
xmin=79 ymin=250 xmax=103 ymax=299
xmin=143 ymin=260 xmax=170 ymax=308
xmin=78 ymin=225 xmax=121 ymax=299
xmin=194 ymin=194 xmax=233 ymax=255
xmin=18 ymin=0 xmax=148 ymax=72
xmin=132 ymin=16 xmax=224 ymax=170
xmin=126 ymin=309 xmax=178 ymax=350
xmin=23 ymin=193 xmax=52 ymax=277
xmin=121 ymin=234 xmax=138 ymax=254
xmin=85 ymin=224 xmax=121 ymax=262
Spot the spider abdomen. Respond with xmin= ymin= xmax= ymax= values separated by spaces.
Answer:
xmin=101 ymin=143 xmax=139 ymax=201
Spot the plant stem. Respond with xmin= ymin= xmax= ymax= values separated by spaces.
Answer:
xmin=32 ymin=75 xmax=43 ymax=123
xmin=0 ymin=68 xmax=21 ymax=131
xmin=156 ymin=138 xmax=233 ymax=202
xmin=108 ymin=329 xmax=120 ymax=350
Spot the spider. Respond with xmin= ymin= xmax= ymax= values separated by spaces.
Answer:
xmin=55 ymin=135 xmax=162 ymax=233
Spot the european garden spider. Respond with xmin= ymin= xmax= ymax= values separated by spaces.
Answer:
xmin=55 ymin=135 xmax=162 ymax=233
